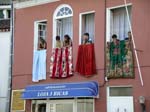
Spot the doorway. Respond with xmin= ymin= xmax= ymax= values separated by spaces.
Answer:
xmin=107 ymin=86 xmax=134 ymax=112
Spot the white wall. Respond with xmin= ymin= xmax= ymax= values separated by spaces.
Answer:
xmin=0 ymin=32 xmax=11 ymax=112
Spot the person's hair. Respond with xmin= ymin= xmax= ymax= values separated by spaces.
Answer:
xmin=84 ymin=33 xmax=89 ymax=37
xmin=125 ymin=38 xmax=129 ymax=40
xmin=64 ymin=34 xmax=71 ymax=41
xmin=112 ymin=34 xmax=117 ymax=39
xmin=56 ymin=35 xmax=60 ymax=40
xmin=64 ymin=34 xmax=72 ymax=46
xmin=39 ymin=37 xmax=47 ymax=49
xmin=39 ymin=37 xmax=46 ymax=44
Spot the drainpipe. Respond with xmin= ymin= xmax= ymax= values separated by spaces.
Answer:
xmin=124 ymin=0 xmax=144 ymax=86
xmin=8 ymin=1 xmax=14 ymax=112
xmin=104 ymin=0 xmax=108 ymax=83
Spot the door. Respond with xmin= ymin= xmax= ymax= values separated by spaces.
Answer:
xmin=32 ymin=101 xmax=47 ymax=112
xmin=107 ymin=87 xmax=134 ymax=112
xmin=108 ymin=97 xmax=134 ymax=112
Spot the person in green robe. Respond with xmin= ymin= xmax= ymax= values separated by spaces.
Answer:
xmin=110 ymin=34 xmax=122 ymax=70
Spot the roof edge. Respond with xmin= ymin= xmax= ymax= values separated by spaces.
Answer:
xmin=14 ymin=0 xmax=60 ymax=9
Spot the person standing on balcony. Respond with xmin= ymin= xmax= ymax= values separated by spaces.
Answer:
xmin=63 ymin=34 xmax=72 ymax=47
xmin=82 ymin=33 xmax=92 ymax=44
xmin=55 ymin=35 xmax=62 ymax=48
xmin=38 ymin=37 xmax=47 ymax=50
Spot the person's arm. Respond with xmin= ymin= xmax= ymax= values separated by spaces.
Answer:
xmin=69 ymin=40 xmax=72 ymax=47
xmin=44 ymin=41 xmax=47 ymax=49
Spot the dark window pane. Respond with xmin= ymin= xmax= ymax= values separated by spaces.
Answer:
xmin=38 ymin=103 xmax=46 ymax=112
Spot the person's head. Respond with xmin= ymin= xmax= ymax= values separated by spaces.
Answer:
xmin=112 ymin=34 xmax=117 ymax=39
xmin=128 ymin=31 xmax=132 ymax=41
xmin=64 ymin=34 xmax=71 ymax=42
xmin=112 ymin=34 xmax=117 ymax=41
xmin=39 ymin=37 xmax=46 ymax=44
xmin=128 ymin=31 xmax=131 ymax=37
xmin=83 ymin=33 xmax=89 ymax=41
xmin=39 ymin=37 xmax=47 ymax=49
xmin=56 ymin=36 xmax=60 ymax=41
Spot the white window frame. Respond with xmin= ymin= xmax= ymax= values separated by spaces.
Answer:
xmin=34 ymin=19 xmax=47 ymax=50
xmin=14 ymin=0 xmax=60 ymax=9
xmin=106 ymin=3 xmax=132 ymax=42
xmin=53 ymin=4 xmax=73 ymax=48
xmin=0 ymin=5 xmax=11 ymax=9
xmin=76 ymin=99 xmax=95 ymax=112
xmin=79 ymin=11 xmax=95 ymax=45
xmin=0 ymin=8 xmax=11 ymax=20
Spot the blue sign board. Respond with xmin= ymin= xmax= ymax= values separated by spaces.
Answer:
xmin=22 ymin=81 xmax=99 ymax=99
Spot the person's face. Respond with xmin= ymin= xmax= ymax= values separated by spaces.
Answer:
xmin=64 ymin=37 xmax=67 ymax=41
xmin=112 ymin=38 xmax=117 ymax=42
xmin=128 ymin=32 xmax=131 ymax=37
xmin=83 ymin=35 xmax=88 ymax=41
xmin=125 ymin=40 xmax=129 ymax=45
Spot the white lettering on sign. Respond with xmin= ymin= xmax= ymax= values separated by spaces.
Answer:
xmin=37 ymin=91 xmax=69 ymax=97
xmin=37 ymin=92 xmax=49 ymax=97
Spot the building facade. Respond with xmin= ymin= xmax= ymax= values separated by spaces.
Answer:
xmin=12 ymin=0 xmax=150 ymax=112
xmin=0 ymin=0 xmax=11 ymax=112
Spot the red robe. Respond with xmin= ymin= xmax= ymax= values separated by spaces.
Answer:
xmin=50 ymin=47 xmax=73 ymax=78
xmin=76 ymin=44 xmax=96 ymax=76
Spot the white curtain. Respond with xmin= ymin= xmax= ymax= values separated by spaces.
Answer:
xmin=62 ymin=17 xmax=73 ymax=39
xmin=112 ymin=6 xmax=131 ymax=40
xmin=57 ymin=17 xmax=73 ymax=40
xmin=56 ymin=20 xmax=62 ymax=39
xmin=84 ymin=13 xmax=95 ymax=42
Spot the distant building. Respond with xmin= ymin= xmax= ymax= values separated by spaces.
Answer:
xmin=0 ymin=0 xmax=11 ymax=112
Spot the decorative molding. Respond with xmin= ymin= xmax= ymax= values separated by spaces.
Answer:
xmin=0 ymin=5 xmax=11 ymax=9
xmin=107 ymin=3 xmax=132 ymax=10
xmin=14 ymin=0 xmax=60 ymax=9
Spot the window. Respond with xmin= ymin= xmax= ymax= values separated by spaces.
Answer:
xmin=0 ymin=10 xmax=4 ymax=19
xmin=31 ymin=99 xmax=94 ymax=112
xmin=109 ymin=87 xmax=132 ymax=96
xmin=106 ymin=5 xmax=134 ymax=79
xmin=38 ymin=103 xmax=46 ymax=112
xmin=56 ymin=6 xmax=73 ymax=18
xmin=56 ymin=17 xmax=72 ymax=41
xmin=53 ymin=4 xmax=73 ymax=48
xmin=0 ymin=9 xmax=11 ymax=32
xmin=106 ymin=5 xmax=132 ymax=41
xmin=0 ymin=9 xmax=11 ymax=20
xmin=32 ymin=101 xmax=46 ymax=112
xmin=77 ymin=99 xmax=94 ymax=112
xmin=56 ymin=103 xmax=73 ymax=112
xmin=79 ymin=12 xmax=95 ymax=44
xmin=34 ymin=20 xmax=47 ymax=50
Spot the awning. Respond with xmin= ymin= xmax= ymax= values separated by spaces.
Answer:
xmin=22 ymin=81 xmax=99 ymax=99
